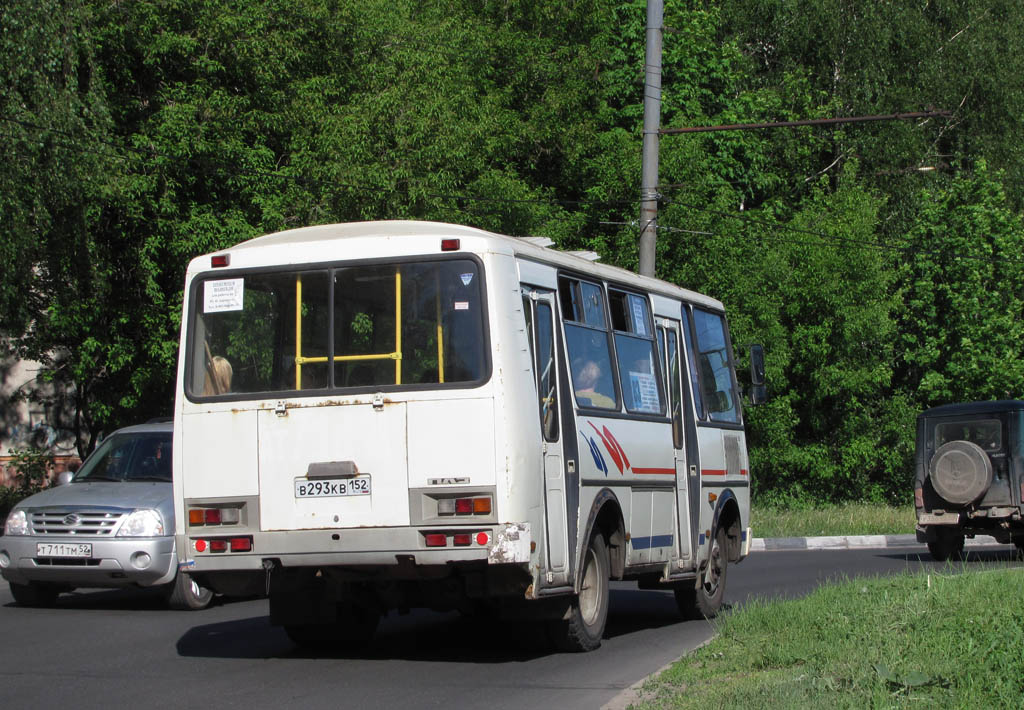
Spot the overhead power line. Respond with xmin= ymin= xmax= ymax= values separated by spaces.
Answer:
xmin=661 ymin=111 xmax=952 ymax=135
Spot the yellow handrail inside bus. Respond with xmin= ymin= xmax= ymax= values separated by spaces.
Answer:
xmin=292 ymin=268 xmax=404 ymax=388
xmin=394 ymin=270 xmax=402 ymax=384
xmin=435 ymin=271 xmax=444 ymax=383
xmin=295 ymin=275 xmax=303 ymax=390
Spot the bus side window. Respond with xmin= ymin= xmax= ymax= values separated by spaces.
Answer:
xmin=692 ymin=308 xmax=740 ymax=423
xmin=560 ymin=276 xmax=618 ymax=410
xmin=536 ymin=302 xmax=559 ymax=441
xmin=680 ymin=306 xmax=704 ymax=419
xmin=608 ymin=290 xmax=664 ymax=415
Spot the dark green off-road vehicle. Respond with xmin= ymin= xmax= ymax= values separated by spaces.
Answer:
xmin=915 ymin=400 xmax=1024 ymax=560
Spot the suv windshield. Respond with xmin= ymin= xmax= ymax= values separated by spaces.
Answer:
xmin=186 ymin=258 xmax=486 ymax=397
xmin=74 ymin=431 xmax=173 ymax=483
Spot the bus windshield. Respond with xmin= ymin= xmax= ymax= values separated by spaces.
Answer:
xmin=186 ymin=258 xmax=486 ymax=397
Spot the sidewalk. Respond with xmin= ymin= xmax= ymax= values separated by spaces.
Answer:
xmin=751 ymin=533 xmax=1002 ymax=551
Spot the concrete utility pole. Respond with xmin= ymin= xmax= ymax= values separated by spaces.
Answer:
xmin=638 ymin=0 xmax=663 ymax=278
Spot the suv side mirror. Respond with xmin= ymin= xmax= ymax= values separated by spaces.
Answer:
xmin=748 ymin=344 xmax=767 ymax=405
xmin=57 ymin=471 xmax=74 ymax=486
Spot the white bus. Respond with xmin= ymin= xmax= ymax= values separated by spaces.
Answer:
xmin=173 ymin=221 xmax=762 ymax=651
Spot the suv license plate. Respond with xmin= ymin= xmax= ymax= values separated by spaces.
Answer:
xmin=294 ymin=476 xmax=371 ymax=499
xmin=36 ymin=542 xmax=93 ymax=558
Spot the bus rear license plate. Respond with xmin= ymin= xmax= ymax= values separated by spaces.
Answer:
xmin=294 ymin=476 xmax=371 ymax=499
xmin=36 ymin=542 xmax=93 ymax=558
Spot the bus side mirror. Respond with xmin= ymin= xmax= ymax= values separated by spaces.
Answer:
xmin=748 ymin=344 xmax=767 ymax=406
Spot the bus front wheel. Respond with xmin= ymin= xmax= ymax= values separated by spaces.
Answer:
xmin=675 ymin=526 xmax=728 ymax=619
xmin=548 ymin=532 xmax=609 ymax=652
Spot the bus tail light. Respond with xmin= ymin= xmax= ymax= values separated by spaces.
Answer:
xmin=441 ymin=238 xmax=460 ymax=251
xmin=438 ymin=496 xmax=493 ymax=516
xmin=192 ymin=536 xmax=253 ymax=553
xmin=424 ymin=533 xmax=447 ymax=547
xmin=211 ymin=254 xmax=230 ymax=267
xmin=424 ymin=532 xmax=489 ymax=548
xmin=188 ymin=506 xmax=241 ymax=526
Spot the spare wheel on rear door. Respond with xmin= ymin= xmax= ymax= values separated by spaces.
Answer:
xmin=928 ymin=440 xmax=993 ymax=505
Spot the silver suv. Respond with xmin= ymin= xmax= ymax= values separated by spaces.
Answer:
xmin=1 ymin=421 xmax=212 ymax=609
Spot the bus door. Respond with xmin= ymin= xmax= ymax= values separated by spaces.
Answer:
xmin=657 ymin=319 xmax=696 ymax=568
xmin=522 ymin=287 xmax=571 ymax=586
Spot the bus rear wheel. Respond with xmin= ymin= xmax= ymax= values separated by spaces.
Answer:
xmin=548 ymin=532 xmax=609 ymax=652
xmin=675 ymin=526 xmax=728 ymax=619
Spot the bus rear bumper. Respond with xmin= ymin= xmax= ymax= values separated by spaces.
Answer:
xmin=177 ymin=522 xmax=531 ymax=574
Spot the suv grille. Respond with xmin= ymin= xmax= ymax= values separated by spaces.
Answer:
xmin=30 ymin=510 xmax=126 ymax=536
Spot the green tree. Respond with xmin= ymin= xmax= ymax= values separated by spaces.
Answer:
xmin=894 ymin=163 xmax=1024 ymax=408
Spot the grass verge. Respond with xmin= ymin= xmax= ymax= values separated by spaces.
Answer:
xmin=630 ymin=568 xmax=1024 ymax=709
xmin=752 ymin=503 xmax=916 ymax=538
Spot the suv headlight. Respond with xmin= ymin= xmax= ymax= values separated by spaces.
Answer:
xmin=4 ymin=509 xmax=28 ymax=536
xmin=117 ymin=509 xmax=165 ymax=537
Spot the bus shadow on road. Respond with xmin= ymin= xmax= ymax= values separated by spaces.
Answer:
xmin=176 ymin=588 xmax=693 ymax=662
xmin=177 ymin=611 xmax=555 ymax=662
xmin=604 ymin=588 xmax=695 ymax=640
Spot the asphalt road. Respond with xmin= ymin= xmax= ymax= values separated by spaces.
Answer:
xmin=1 ymin=543 xmax=1020 ymax=710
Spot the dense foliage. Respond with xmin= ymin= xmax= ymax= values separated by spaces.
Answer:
xmin=3 ymin=0 xmax=1023 ymax=502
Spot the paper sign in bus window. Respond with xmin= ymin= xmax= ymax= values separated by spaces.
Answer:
xmin=630 ymin=295 xmax=648 ymax=336
xmin=204 ymin=279 xmax=245 ymax=313
xmin=629 ymin=371 xmax=660 ymax=412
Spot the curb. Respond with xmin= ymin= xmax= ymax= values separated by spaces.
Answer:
xmin=751 ymin=533 xmax=1003 ymax=551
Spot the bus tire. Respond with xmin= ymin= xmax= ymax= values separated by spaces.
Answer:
xmin=548 ymin=532 xmax=609 ymax=652
xmin=165 ymin=571 xmax=215 ymax=611
xmin=676 ymin=526 xmax=728 ymax=619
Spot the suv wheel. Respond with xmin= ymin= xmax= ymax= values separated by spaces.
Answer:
xmin=165 ymin=571 xmax=214 ymax=610
xmin=927 ymin=527 xmax=965 ymax=562
xmin=9 ymin=581 xmax=64 ymax=607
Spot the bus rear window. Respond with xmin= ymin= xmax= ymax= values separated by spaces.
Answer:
xmin=187 ymin=258 xmax=486 ymax=397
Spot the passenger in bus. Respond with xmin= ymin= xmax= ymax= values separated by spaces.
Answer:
xmin=203 ymin=355 xmax=233 ymax=395
xmin=574 ymin=360 xmax=616 ymax=409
